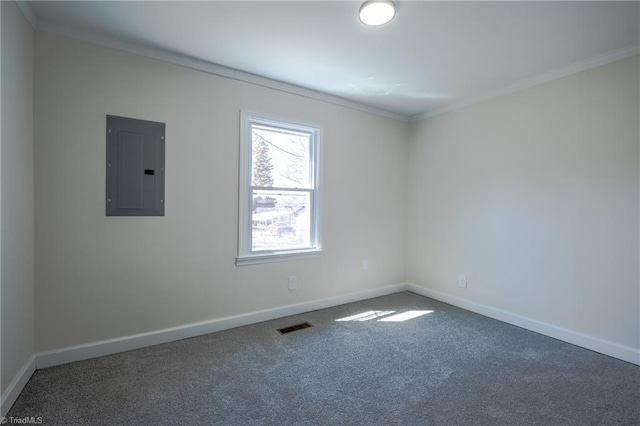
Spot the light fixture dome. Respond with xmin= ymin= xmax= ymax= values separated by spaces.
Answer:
xmin=359 ymin=0 xmax=397 ymax=27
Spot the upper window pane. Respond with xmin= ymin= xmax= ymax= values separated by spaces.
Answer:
xmin=251 ymin=125 xmax=311 ymax=189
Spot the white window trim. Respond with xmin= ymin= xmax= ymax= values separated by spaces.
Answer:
xmin=236 ymin=111 xmax=323 ymax=266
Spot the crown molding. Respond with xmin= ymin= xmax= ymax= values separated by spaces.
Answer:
xmin=32 ymin=14 xmax=638 ymax=125
xmin=410 ymin=44 xmax=640 ymax=122
xmin=14 ymin=1 xmax=37 ymax=28
xmin=35 ymin=19 xmax=409 ymax=123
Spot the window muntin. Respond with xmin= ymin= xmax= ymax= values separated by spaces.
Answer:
xmin=237 ymin=112 xmax=321 ymax=265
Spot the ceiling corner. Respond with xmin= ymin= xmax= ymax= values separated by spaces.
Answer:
xmin=15 ymin=1 xmax=38 ymax=29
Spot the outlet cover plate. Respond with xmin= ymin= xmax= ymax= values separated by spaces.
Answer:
xmin=288 ymin=276 xmax=298 ymax=291
xmin=458 ymin=274 xmax=467 ymax=288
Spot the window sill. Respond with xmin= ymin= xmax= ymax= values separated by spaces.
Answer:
xmin=236 ymin=249 xmax=323 ymax=266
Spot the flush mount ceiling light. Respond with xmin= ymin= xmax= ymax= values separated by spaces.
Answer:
xmin=359 ymin=0 xmax=397 ymax=26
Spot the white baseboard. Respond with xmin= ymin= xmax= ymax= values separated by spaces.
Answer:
xmin=406 ymin=283 xmax=640 ymax=366
xmin=1 ymin=355 xmax=36 ymax=417
xmin=36 ymin=283 xmax=408 ymax=369
xmin=5 ymin=282 xmax=636 ymax=416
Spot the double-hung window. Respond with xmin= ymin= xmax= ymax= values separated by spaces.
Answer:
xmin=236 ymin=111 xmax=322 ymax=265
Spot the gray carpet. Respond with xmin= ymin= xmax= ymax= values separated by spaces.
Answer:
xmin=7 ymin=292 xmax=640 ymax=425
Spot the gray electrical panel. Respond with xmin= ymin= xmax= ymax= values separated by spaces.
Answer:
xmin=106 ymin=115 xmax=165 ymax=216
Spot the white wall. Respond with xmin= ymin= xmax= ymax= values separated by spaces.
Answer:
xmin=407 ymin=56 xmax=640 ymax=358
xmin=1 ymin=1 xmax=35 ymax=395
xmin=34 ymin=34 xmax=408 ymax=352
xmin=25 ymin=16 xmax=640 ymax=365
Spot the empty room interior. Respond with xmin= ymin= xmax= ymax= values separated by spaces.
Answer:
xmin=2 ymin=1 xmax=639 ymax=424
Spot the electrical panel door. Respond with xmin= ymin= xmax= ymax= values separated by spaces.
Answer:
xmin=106 ymin=115 xmax=165 ymax=216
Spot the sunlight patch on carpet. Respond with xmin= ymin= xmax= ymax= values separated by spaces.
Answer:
xmin=378 ymin=310 xmax=433 ymax=322
xmin=335 ymin=310 xmax=434 ymax=322
xmin=335 ymin=310 xmax=396 ymax=322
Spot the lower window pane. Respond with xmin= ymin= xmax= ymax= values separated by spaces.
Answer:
xmin=251 ymin=190 xmax=311 ymax=251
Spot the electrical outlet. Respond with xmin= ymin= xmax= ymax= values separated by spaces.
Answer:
xmin=458 ymin=274 xmax=467 ymax=289
xmin=362 ymin=259 xmax=369 ymax=270
xmin=288 ymin=276 xmax=298 ymax=291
